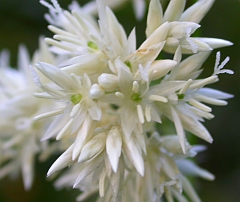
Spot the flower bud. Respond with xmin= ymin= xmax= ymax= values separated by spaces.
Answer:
xmin=89 ymin=84 xmax=104 ymax=99
xmin=150 ymin=59 xmax=177 ymax=80
xmin=98 ymin=73 xmax=118 ymax=91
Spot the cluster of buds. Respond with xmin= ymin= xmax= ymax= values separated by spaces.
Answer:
xmin=0 ymin=0 xmax=233 ymax=201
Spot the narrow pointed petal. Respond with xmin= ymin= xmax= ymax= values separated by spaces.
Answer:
xmin=180 ymin=0 xmax=215 ymax=23
xmin=78 ymin=133 xmax=106 ymax=163
xmin=163 ymin=0 xmax=186 ymax=22
xmin=123 ymin=135 xmax=144 ymax=176
xmin=47 ymin=144 xmax=74 ymax=176
xmin=176 ymin=51 xmax=211 ymax=80
xmin=133 ymin=0 xmax=146 ymax=20
xmin=140 ymin=22 xmax=169 ymax=49
xmin=197 ymin=88 xmax=233 ymax=99
xmin=177 ymin=159 xmax=215 ymax=180
xmin=146 ymin=0 xmax=163 ymax=37
xmin=170 ymin=106 xmax=187 ymax=154
xmin=72 ymin=116 xmax=94 ymax=160
xmin=106 ymin=7 xmax=127 ymax=47
xmin=181 ymin=175 xmax=201 ymax=202
xmin=193 ymin=37 xmax=233 ymax=49
xmin=180 ymin=112 xmax=213 ymax=143
xmin=36 ymin=62 xmax=78 ymax=90
xmin=74 ymin=153 xmax=103 ymax=188
xmin=106 ymin=127 xmax=122 ymax=173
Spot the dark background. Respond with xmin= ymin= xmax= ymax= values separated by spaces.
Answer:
xmin=0 ymin=0 xmax=239 ymax=201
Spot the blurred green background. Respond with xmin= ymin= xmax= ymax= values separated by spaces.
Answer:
xmin=0 ymin=0 xmax=239 ymax=201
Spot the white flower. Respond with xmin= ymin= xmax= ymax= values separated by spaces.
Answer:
xmin=156 ymin=49 xmax=233 ymax=153
xmin=68 ymin=0 xmax=146 ymax=20
xmin=146 ymin=0 xmax=233 ymax=53
xmin=0 ymin=43 xmax=54 ymax=190
xmin=20 ymin=0 xmax=234 ymax=201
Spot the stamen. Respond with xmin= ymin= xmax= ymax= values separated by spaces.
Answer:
xmin=190 ymin=107 xmax=215 ymax=120
xmin=54 ymin=35 xmax=83 ymax=46
xmin=194 ymin=94 xmax=228 ymax=106
xmin=189 ymin=76 xmax=217 ymax=90
xmin=34 ymin=108 xmax=64 ymax=121
xmin=145 ymin=105 xmax=151 ymax=122
xmin=33 ymin=92 xmax=55 ymax=99
xmin=137 ymin=105 xmax=144 ymax=124
xmin=214 ymin=51 xmax=221 ymax=72
xmin=63 ymin=10 xmax=83 ymax=34
xmin=148 ymin=95 xmax=168 ymax=103
xmin=132 ymin=81 xmax=139 ymax=93
xmin=115 ymin=92 xmax=125 ymax=98
xmin=189 ymin=99 xmax=212 ymax=112
xmin=179 ymin=79 xmax=192 ymax=95
xmin=41 ymin=84 xmax=65 ymax=97
xmin=99 ymin=169 xmax=107 ymax=197
xmin=70 ymin=103 xmax=81 ymax=117
xmin=45 ymin=38 xmax=75 ymax=52
xmin=48 ymin=25 xmax=77 ymax=38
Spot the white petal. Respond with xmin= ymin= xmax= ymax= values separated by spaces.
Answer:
xmin=176 ymin=51 xmax=211 ymax=80
xmin=163 ymin=0 xmax=186 ymax=22
xmin=146 ymin=0 xmax=163 ymax=37
xmin=197 ymin=88 xmax=233 ymax=99
xmin=106 ymin=127 xmax=122 ymax=173
xmin=41 ymin=106 xmax=71 ymax=141
xmin=47 ymin=144 xmax=74 ymax=176
xmin=122 ymin=135 xmax=144 ymax=176
xmin=74 ymin=153 xmax=103 ymax=188
xmin=78 ymin=133 xmax=106 ymax=163
xmin=177 ymin=159 xmax=215 ymax=180
xmin=150 ymin=59 xmax=177 ymax=81
xmin=87 ymin=100 xmax=102 ymax=121
xmin=180 ymin=175 xmax=201 ymax=202
xmin=180 ymin=0 xmax=215 ymax=23
xmin=72 ymin=116 xmax=94 ymax=160
xmin=140 ymin=22 xmax=169 ymax=49
xmin=193 ymin=37 xmax=233 ymax=49
xmin=62 ymin=54 xmax=107 ymax=76
xmin=132 ymin=0 xmax=146 ymax=20
xmin=120 ymin=104 xmax=138 ymax=138
xmin=170 ymin=106 xmax=187 ymax=154
xmin=106 ymin=6 xmax=127 ymax=47
xmin=180 ymin=112 xmax=213 ymax=143
xmin=36 ymin=62 xmax=78 ymax=90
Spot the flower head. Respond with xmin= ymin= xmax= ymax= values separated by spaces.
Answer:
xmin=8 ymin=0 xmax=233 ymax=201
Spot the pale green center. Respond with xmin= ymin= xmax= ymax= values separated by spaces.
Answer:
xmin=71 ymin=93 xmax=83 ymax=105
xmin=177 ymin=94 xmax=185 ymax=100
xmin=131 ymin=93 xmax=142 ymax=102
xmin=87 ymin=41 xmax=98 ymax=50
xmin=124 ymin=60 xmax=132 ymax=71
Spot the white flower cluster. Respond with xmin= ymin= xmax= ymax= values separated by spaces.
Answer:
xmin=0 ymin=0 xmax=234 ymax=201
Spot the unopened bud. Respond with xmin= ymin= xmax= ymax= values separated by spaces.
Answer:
xmin=98 ymin=73 xmax=118 ymax=91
